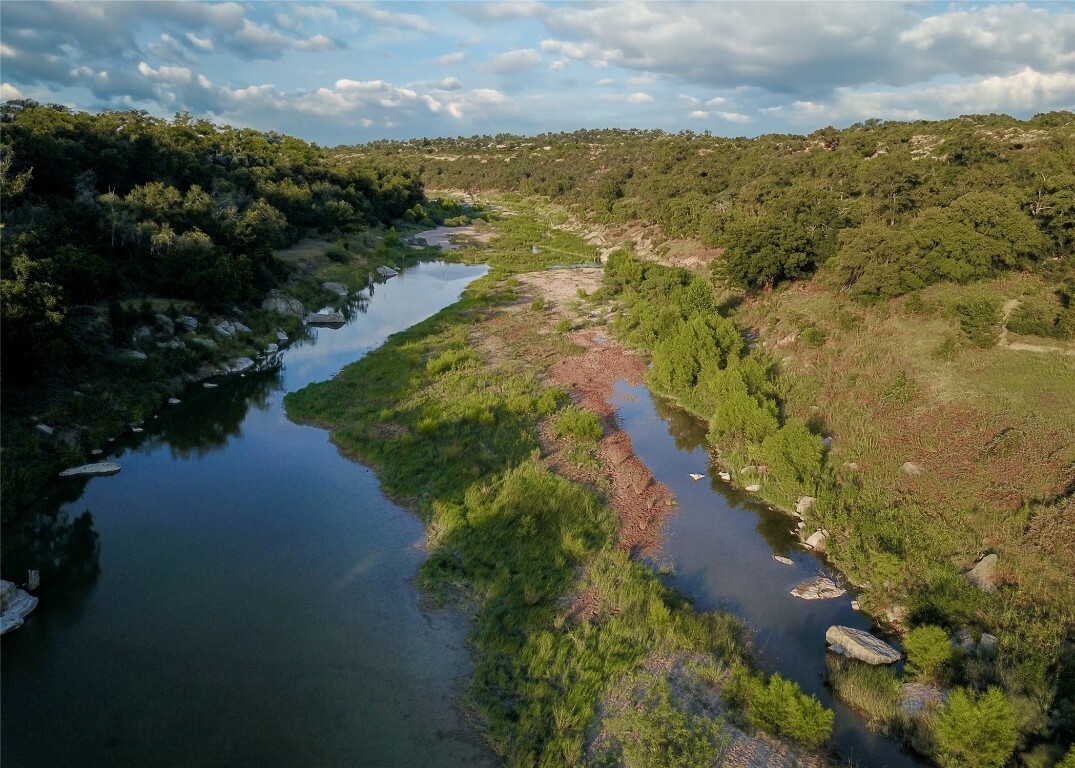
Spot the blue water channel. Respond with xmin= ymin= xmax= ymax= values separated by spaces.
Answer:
xmin=611 ymin=380 xmax=925 ymax=768
xmin=1 ymin=262 xmax=497 ymax=768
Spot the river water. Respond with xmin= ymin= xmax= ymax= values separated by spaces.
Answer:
xmin=0 ymin=262 xmax=497 ymax=768
xmin=612 ymin=380 xmax=925 ymax=768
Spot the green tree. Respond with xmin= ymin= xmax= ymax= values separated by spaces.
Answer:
xmin=933 ymin=687 xmax=1018 ymax=768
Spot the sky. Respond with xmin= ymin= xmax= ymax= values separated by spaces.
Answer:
xmin=2 ymin=1 xmax=1074 ymax=146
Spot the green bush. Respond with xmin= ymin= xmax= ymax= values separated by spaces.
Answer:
xmin=531 ymin=297 xmax=546 ymax=311
xmin=725 ymin=668 xmax=834 ymax=748
xmin=760 ymin=417 xmax=823 ymax=486
xmin=933 ymin=687 xmax=1017 ymax=768
xmin=555 ymin=318 xmax=573 ymax=332
xmin=904 ymin=625 xmax=956 ymax=683
xmin=555 ymin=405 xmax=603 ymax=444
xmin=959 ymin=292 xmax=1002 ymax=348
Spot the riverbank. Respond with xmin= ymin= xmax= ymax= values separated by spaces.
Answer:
xmin=0 ymin=229 xmax=431 ymax=526
xmin=285 ymin=220 xmax=838 ymax=766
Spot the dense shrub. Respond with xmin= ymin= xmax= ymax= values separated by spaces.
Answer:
xmin=725 ymin=668 xmax=834 ymax=748
xmin=959 ymin=292 xmax=1002 ymax=348
xmin=933 ymin=687 xmax=1017 ymax=768
xmin=904 ymin=625 xmax=956 ymax=683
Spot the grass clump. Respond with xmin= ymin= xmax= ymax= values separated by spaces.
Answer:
xmin=825 ymin=656 xmax=903 ymax=731
xmin=555 ymin=405 xmax=603 ymax=443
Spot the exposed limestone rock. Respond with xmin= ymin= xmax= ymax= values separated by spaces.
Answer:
xmin=773 ymin=555 xmax=794 ymax=565
xmin=901 ymin=461 xmax=923 ymax=476
xmin=59 ymin=462 xmax=122 ymax=478
xmin=305 ymin=311 xmax=345 ymax=325
xmin=826 ymin=625 xmax=901 ymax=665
xmin=36 ymin=423 xmax=55 ymax=436
xmin=263 ymin=290 xmax=306 ymax=320
xmin=1 ymin=580 xmax=38 ymax=635
xmin=966 ymin=553 xmax=999 ymax=592
xmin=796 ymin=496 xmax=816 ymax=517
xmin=791 ymin=576 xmax=846 ymax=600
xmin=179 ymin=315 xmax=199 ymax=331
xmin=276 ymin=330 xmax=289 ymax=343
xmin=322 ymin=281 xmax=348 ymax=296
xmin=745 ymin=483 xmax=761 ymax=492
xmin=225 ymin=357 xmax=255 ymax=374
xmin=804 ymin=529 xmax=829 ymax=551
xmin=900 ymin=683 xmax=944 ymax=717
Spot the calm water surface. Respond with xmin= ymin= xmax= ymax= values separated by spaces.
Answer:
xmin=612 ymin=381 xmax=925 ymax=768
xmin=1 ymin=262 xmax=497 ymax=768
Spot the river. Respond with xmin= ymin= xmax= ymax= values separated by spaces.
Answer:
xmin=0 ymin=261 xmax=497 ymax=768
xmin=612 ymin=380 xmax=925 ymax=768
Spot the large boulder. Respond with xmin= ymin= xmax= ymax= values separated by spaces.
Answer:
xmin=826 ymin=625 xmax=901 ymax=665
xmin=154 ymin=313 xmax=175 ymax=336
xmin=966 ymin=553 xmax=999 ymax=592
xmin=804 ymin=528 xmax=829 ymax=551
xmin=795 ymin=496 xmax=816 ymax=517
xmin=1 ymin=580 xmax=38 ymax=635
xmin=262 ymin=290 xmax=305 ymax=320
xmin=791 ymin=576 xmax=846 ymax=600
xmin=322 ymin=281 xmax=348 ymax=296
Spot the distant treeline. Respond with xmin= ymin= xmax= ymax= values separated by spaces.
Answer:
xmin=346 ymin=112 xmax=1074 ymax=299
xmin=0 ymin=101 xmax=423 ymax=382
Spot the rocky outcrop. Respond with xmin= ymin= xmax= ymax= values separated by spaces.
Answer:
xmin=305 ymin=311 xmax=345 ymax=325
xmin=263 ymin=289 xmax=306 ymax=320
xmin=377 ymin=265 xmax=398 ymax=278
xmin=966 ymin=553 xmax=999 ymax=592
xmin=1 ymin=580 xmax=38 ymax=635
xmin=322 ymin=281 xmax=348 ymax=296
xmin=826 ymin=625 xmax=901 ymax=665
xmin=59 ymin=462 xmax=122 ymax=478
xmin=791 ymin=576 xmax=846 ymax=600
xmin=796 ymin=496 xmax=816 ymax=516
xmin=901 ymin=461 xmax=923 ymax=476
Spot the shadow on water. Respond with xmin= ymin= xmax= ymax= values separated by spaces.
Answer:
xmin=1 ymin=261 xmax=497 ymax=768
xmin=613 ymin=380 xmax=926 ymax=768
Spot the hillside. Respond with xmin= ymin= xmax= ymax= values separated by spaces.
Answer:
xmin=343 ymin=114 xmax=1075 ymax=765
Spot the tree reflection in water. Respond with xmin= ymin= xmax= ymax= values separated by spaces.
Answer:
xmin=135 ymin=360 xmax=285 ymax=460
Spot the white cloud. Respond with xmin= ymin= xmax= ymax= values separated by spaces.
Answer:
xmin=548 ymin=60 xmax=566 ymax=71
xmin=436 ymin=77 xmax=464 ymax=91
xmin=350 ymin=4 xmax=435 ymax=33
xmin=1 ymin=83 xmax=24 ymax=100
xmin=185 ymin=33 xmax=214 ymax=52
xmin=483 ymin=48 xmax=542 ymax=74
xmin=138 ymin=62 xmax=193 ymax=84
xmin=626 ymin=92 xmax=653 ymax=104
xmin=436 ymin=51 xmax=465 ymax=65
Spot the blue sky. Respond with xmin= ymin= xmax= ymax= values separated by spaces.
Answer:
xmin=2 ymin=1 xmax=1074 ymax=145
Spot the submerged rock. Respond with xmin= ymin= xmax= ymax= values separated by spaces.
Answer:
xmin=791 ymin=576 xmax=846 ymax=600
xmin=826 ymin=625 xmax=901 ymax=665
xmin=1 ymin=580 xmax=38 ymax=635
xmin=59 ymin=462 xmax=121 ymax=478
xmin=773 ymin=555 xmax=794 ymax=566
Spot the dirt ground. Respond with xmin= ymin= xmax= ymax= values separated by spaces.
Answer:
xmin=512 ymin=268 xmax=676 ymax=557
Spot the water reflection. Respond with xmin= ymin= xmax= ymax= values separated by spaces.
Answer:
xmin=1 ymin=507 xmax=100 ymax=598
xmin=147 ymin=364 xmax=285 ymax=460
